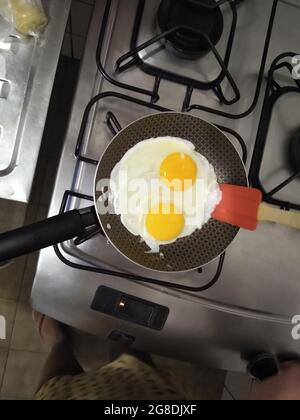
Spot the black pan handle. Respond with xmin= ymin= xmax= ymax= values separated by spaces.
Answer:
xmin=0 ymin=206 xmax=99 ymax=263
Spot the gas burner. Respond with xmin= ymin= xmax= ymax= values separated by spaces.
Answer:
xmin=111 ymin=0 xmax=278 ymax=107
xmin=249 ymin=52 xmax=300 ymax=211
xmin=290 ymin=131 xmax=300 ymax=175
xmin=157 ymin=0 xmax=224 ymax=58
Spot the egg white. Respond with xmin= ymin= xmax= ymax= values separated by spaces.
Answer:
xmin=108 ymin=137 xmax=221 ymax=253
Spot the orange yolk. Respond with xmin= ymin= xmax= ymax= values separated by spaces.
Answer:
xmin=160 ymin=152 xmax=197 ymax=191
xmin=146 ymin=203 xmax=185 ymax=241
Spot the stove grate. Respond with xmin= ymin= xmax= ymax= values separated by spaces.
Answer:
xmin=249 ymin=52 xmax=300 ymax=211
xmin=96 ymin=0 xmax=279 ymax=119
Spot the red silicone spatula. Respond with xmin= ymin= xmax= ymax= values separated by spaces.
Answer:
xmin=212 ymin=184 xmax=300 ymax=231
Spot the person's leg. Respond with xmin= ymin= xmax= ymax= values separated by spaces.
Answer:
xmin=38 ymin=340 xmax=84 ymax=389
xmin=33 ymin=312 xmax=83 ymax=391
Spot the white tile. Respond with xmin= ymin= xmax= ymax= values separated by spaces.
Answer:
xmin=0 ymin=199 xmax=26 ymax=233
xmin=225 ymin=371 xmax=252 ymax=401
xmin=0 ymin=257 xmax=26 ymax=300
xmin=0 ymin=299 xmax=17 ymax=349
xmin=11 ymin=302 xmax=48 ymax=353
xmin=1 ymin=350 xmax=47 ymax=399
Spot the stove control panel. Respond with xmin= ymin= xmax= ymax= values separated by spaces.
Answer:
xmin=91 ymin=286 xmax=169 ymax=330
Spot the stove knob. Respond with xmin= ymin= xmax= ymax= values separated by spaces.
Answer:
xmin=247 ymin=353 xmax=280 ymax=382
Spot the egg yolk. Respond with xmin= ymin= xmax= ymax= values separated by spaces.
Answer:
xmin=146 ymin=203 xmax=185 ymax=241
xmin=160 ymin=153 xmax=197 ymax=191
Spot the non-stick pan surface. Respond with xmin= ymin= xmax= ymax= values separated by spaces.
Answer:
xmin=95 ymin=113 xmax=247 ymax=272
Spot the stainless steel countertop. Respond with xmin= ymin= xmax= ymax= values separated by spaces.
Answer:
xmin=32 ymin=0 xmax=300 ymax=372
xmin=0 ymin=0 xmax=71 ymax=203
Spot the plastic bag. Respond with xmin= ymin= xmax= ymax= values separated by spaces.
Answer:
xmin=0 ymin=0 xmax=48 ymax=37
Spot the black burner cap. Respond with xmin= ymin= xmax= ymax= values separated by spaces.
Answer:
xmin=290 ymin=132 xmax=300 ymax=174
xmin=157 ymin=0 xmax=224 ymax=59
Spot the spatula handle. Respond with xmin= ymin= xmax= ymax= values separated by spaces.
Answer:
xmin=258 ymin=203 xmax=300 ymax=230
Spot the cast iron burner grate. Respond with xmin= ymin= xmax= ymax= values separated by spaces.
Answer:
xmin=249 ymin=53 xmax=300 ymax=211
xmin=97 ymin=0 xmax=279 ymax=113
xmin=116 ymin=0 xmax=239 ymax=103
xmin=54 ymin=92 xmax=247 ymax=293
xmin=157 ymin=0 xmax=224 ymax=58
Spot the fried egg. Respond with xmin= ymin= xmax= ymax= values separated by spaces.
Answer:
xmin=108 ymin=137 xmax=221 ymax=253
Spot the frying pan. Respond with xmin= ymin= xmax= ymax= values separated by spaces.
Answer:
xmin=0 ymin=113 xmax=247 ymax=272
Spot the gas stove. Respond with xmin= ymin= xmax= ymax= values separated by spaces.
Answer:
xmin=32 ymin=0 xmax=300 ymax=371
